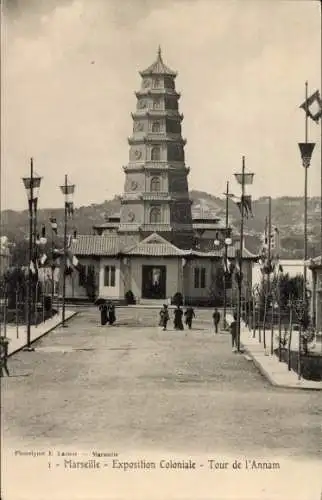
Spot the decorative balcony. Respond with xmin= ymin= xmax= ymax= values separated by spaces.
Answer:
xmin=135 ymin=89 xmax=181 ymax=99
xmin=131 ymin=110 xmax=184 ymax=120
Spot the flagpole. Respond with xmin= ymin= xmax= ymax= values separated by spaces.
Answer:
xmin=62 ymin=174 xmax=68 ymax=327
xmin=236 ymin=157 xmax=245 ymax=352
xmin=304 ymin=81 xmax=309 ymax=304
xmin=27 ymin=158 xmax=34 ymax=351
xmin=262 ymin=199 xmax=271 ymax=350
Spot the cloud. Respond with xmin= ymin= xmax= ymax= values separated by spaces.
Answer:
xmin=1 ymin=0 xmax=321 ymax=210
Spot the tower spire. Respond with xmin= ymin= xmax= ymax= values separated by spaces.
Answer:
xmin=157 ymin=45 xmax=162 ymax=60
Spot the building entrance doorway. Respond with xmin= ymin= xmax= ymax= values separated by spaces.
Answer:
xmin=142 ymin=265 xmax=166 ymax=299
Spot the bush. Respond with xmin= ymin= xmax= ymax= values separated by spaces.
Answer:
xmin=125 ymin=290 xmax=136 ymax=305
xmin=276 ymin=348 xmax=322 ymax=381
xmin=172 ymin=292 xmax=183 ymax=306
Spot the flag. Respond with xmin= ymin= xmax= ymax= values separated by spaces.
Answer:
xmin=66 ymin=250 xmax=82 ymax=272
xmin=65 ymin=258 xmax=73 ymax=275
xmin=66 ymin=201 xmax=74 ymax=216
xmin=300 ymin=90 xmax=322 ymax=123
xmin=243 ymin=195 xmax=253 ymax=217
xmin=29 ymin=259 xmax=38 ymax=277
xmin=39 ymin=253 xmax=48 ymax=266
xmin=222 ymin=256 xmax=232 ymax=275
xmin=72 ymin=255 xmax=81 ymax=271
xmin=50 ymin=217 xmax=58 ymax=234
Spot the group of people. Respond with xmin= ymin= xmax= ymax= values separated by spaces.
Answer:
xmin=159 ymin=305 xmax=222 ymax=333
xmin=99 ymin=301 xmax=116 ymax=326
xmin=98 ymin=300 xmax=238 ymax=351
xmin=159 ymin=304 xmax=192 ymax=331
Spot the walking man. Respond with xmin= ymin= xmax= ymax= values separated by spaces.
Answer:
xmin=159 ymin=304 xmax=170 ymax=331
xmin=174 ymin=305 xmax=184 ymax=330
xmin=99 ymin=301 xmax=108 ymax=326
xmin=212 ymin=308 xmax=221 ymax=334
xmin=184 ymin=306 xmax=195 ymax=329
xmin=107 ymin=301 xmax=116 ymax=325
xmin=230 ymin=314 xmax=238 ymax=352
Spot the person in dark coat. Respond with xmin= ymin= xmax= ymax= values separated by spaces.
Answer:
xmin=99 ymin=302 xmax=108 ymax=326
xmin=159 ymin=304 xmax=170 ymax=331
xmin=230 ymin=314 xmax=238 ymax=351
xmin=0 ymin=337 xmax=10 ymax=377
xmin=184 ymin=306 xmax=195 ymax=329
xmin=212 ymin=308 xmax=221 ymax=334
xmin=107 ymin=302 xmax=116 ymax=325
xmin=174 ymin=306 xmax=184 ymax=330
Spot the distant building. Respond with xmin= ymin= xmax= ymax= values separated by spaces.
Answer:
xmin=64 ymin=49 xmax=256 ymax=304
xmin=252 ymin=259 xmax=311 ymax=287
xmin=308 ymin=257 xmax=322 ymax=332
xmin=0 ymin=237 xmax=11 ymax=276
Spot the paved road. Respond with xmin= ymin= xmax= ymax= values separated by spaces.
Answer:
xmin=2 ymin=308 xmax=321 ymax=459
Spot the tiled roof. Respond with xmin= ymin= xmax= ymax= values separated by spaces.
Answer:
xmin=125 ymin=233 xmax=186 ymax=257
xmin=192 ymin=223 xmax=225 ymax=229
xmin=183 ymin=246 xmax=256 ymax=260
xmin=71 ymin=233 xmax=256 ymax=259
xmin=140 ymin=48 xmax=177 ymax=77
xmin=69 ymin=235 xmax=121 ymax=256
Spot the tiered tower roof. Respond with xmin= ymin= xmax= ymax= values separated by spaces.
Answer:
xmin=140 ymin=47 xmax=177 ymax=77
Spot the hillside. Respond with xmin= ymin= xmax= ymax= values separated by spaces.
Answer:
xmin=1 ymin=191 xmax=321 ymax=259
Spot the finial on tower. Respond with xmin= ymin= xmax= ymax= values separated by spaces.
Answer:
xmin=157 ymin=45 xmax=162 ymax=60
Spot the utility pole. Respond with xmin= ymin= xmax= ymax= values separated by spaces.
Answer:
xmin=223 ymin=181 xmax=231 ymax=328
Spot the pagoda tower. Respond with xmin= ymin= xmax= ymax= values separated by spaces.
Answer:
xmin=119 ymin=47 xmax=194 ymax=249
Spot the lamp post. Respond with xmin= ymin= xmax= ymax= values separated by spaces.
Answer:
xmin=298 ymin=83 xmax=315 ymax=324
xmin=59 ymin=175 xmax=75 ymax=327
xmin=222 ymin=181 xmax=234 ymax=328
xmin=234 ymin=156 xmax=254 ymax=352
xmin=49 ymin=217 xmax=58 ymax=316
xmin=22 ymin=158 xmax=42 ymax=351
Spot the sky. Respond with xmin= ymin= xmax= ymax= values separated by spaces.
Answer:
xmin=1 ymin=0 xmax=321 ymax=211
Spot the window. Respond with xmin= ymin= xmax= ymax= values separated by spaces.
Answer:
xmin=104 ymin=265 xmax=116 ymax=287
xmin=153 ymin=78 xmax=161 ymax=88
xmin=194 ymin=267 xmax=206 ymax=289
xmin=150 ymin=207 xmax=161 ymax=223
xmin=194 ymin=268 xmax=200 ymax=289
xmin=200 ymin=268 xmax=206 ymax=288
xmin=151 ymin=177 xmax=161 ymax=192
xmin=151 ymin=146 xmax=161 ymax=161
xmin=152 ymin=121 xmax=161 ymax=133
xmin=153 ymin=99 xmax=161 ymax=109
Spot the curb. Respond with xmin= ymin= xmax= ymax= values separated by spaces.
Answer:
xmin=8 ymin=311 xmax=78 ymax=357
xmin=241 ymin=342 xmax=322 ymax=391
